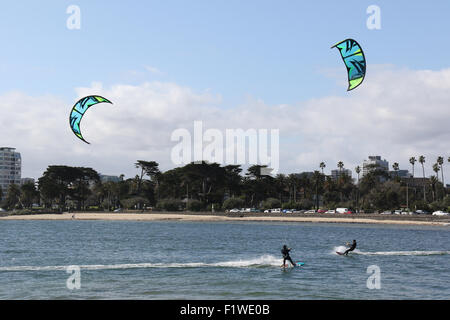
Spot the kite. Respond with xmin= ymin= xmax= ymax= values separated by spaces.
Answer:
xmin=69 ymin=95 xmax=113 ymax=144
xmin=331 ymin=39 xmax=366 ymax=91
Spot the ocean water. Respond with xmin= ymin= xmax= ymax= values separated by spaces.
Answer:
xmin=0 ymin=220 xmax=449 ymax=300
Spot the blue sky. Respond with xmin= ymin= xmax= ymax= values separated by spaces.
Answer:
xmin=1 ymin=0 xmax=449 ymax=104
xmin=1 ymin=1 xmax=450 ymax=180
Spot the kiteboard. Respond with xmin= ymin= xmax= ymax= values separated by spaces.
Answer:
xmin=336 ymin=251 xmax=344 ymax=255
xmin=281 ymin=262 xmax=305 ymax=268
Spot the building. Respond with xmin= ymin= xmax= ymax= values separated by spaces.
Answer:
xmin=330 ymin=168 xmax=352 ymax=181
xmin=389 ymin=170 xmax=412 ymax=179
xmin=20 ymin=177 xmax=35 ymax=185
xmin=0 ymin=147 xmax=22 ymax=197
xmin=362 ymin=156 xmax=389 ymax=177
xmin=294 ymin=172 xmax=315 ymax=179
xmin=401 ymin=177 xmax=430 ymax=188
xmin=99 ymin=174 xmax=121 ymax=183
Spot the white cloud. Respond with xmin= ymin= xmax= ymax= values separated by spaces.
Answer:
xmin=1 ymin=66 xmax=450 ymax=184
xmin=144 ymin=66 xmax=164 ymax=76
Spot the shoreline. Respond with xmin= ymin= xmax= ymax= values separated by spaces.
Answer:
xmin=1 ymin=212 xmax=450 ymax=227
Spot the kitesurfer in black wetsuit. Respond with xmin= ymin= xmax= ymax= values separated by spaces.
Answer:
xmin=344 ymin=240 xmax=357 ymax=255
xmin=281 ymin=245 xmax=296 ymax=267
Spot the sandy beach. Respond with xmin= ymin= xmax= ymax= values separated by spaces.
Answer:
xmin=1 ymin=211 xmax=450 ymax=226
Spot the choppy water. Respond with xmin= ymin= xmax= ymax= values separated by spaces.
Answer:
xmin=0 ymin=220 xmax=449 ymax=299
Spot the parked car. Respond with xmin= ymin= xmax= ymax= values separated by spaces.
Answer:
xmin=432 ymin=211 xmax=449 ymax=216
xmin=325 ymin=209 xmax=336 ymax=214
xmin=381 ymin=210 xmax=392 ymax=215
xmin=229 ymin=208 xmax=240 ymax=213
xmin=415 ymin=210 xmax=430 ymax=215
xmin=271 ymin=208 xmax=281 ymax=213
xmin=250 ymin=208 xmax=260 ymax=213
xmin=113 ymin=208 xmax=123 ymax=212
xmin=263 ymin=209 xmax=271 ymax=213
xmin=305 ymin=209 xmax=316 ymax=214
xmin=336 ymin=208 xmax=349 ymax=214
xmin=317 ymin=209 xmax=326 ymax=213
xmin=343 ymin=210 xmax=353 ymax=214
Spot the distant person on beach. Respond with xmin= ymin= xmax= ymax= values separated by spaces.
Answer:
xmin=281 ymin=245 xmax=296 ymax=267
xmin=343 ymin=240 xmax=357 ymax=255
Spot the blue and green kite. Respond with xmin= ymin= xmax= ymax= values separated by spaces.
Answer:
xmin=332 ymin=39 xmax=366 ymax=91
xmin=69 ymin=95 xmax=113 ymax=144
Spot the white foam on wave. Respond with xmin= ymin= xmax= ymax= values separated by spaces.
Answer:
xmin=332 ymin=246 xmax=450 ymax=256
xmin=334 ymin=246 xmax=347 ymax=254
xmin=353 ymin=250 xmax=450 ymax=256
xmin=0 ymin=255 xmax=283 ymax=272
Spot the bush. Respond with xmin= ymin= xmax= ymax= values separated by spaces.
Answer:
xmin=261 ymin=198 xmax=281 ymax=210
xmin=207 ymin=203 xmax=222 ymax=212
xmin=156 ymin=199 xmax=184 ymax=211
xmin=412 ymin=200 xmax=430 ymax=212
xmin=186 ymin=200 xmax=205 ymax=212
xmin=120 ymin=197 xmax=148 ymax=210
xmin=222 ymin=198 xmax=245 ymax=210
xmin=10 ymin=209 xmax=33 ymax=215
xmin=282 ymin=201 xmax=301 ymax=210
xmin=297 ymin=199 xmax=314 ymax=210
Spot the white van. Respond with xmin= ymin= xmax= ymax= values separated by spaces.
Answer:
xmin=336 ymin=208 xmax=349 ymax=214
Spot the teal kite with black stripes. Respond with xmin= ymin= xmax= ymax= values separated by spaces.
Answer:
xmin=332 ymin=39 xmax=366 ymax=91
xmin=69 ymin=95 xmax=113 ymax=144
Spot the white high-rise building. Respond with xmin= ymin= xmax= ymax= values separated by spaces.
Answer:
xmin=331 ymin=168 xmax=352 ymax=180
xmin=0 ymin=147 xmax=22 ymax=197
xmin=362 ymin=156 xmax=389 ymax=177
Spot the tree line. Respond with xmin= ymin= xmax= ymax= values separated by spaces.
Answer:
xmin=1 ymin=157 xmax=449 ymax=213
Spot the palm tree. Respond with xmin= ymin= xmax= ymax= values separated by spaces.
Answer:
xmin=409 ymin=157 xmax=416 ymax=177
xmin=337 ymin=161 xmax=344 ymax=178
xmin=432 ymin=163 xmax=440 ymax=180
xmin=432 ymin=163 xmax=441 ymax=200
xmin=419 ymin=155 xmax=426 ymax=201
xmin=337 ymin=161 xmax=344 ymax=202
xmin=355 ymin=166 xmax=361 ymax=212
xmin=437 ymin=156 xmax=444 ymax=187
xmin=392 ymin=162 xmax=399 ymax=178
xmin=319 ymin=162 xmax=326 ymax=175
xmin=430 ymin=176 xmax=439 ymax=202
xmin=355 ymin=166 xmax=361 ymax=184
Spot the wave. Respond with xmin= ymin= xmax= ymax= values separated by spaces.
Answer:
xmin=0 ymin=255 xmax=283 ymax=272
xmin=333 ymin=246 xmax=450 ymax=256
xmin=353 ymin=250 xmax=450 ymax=256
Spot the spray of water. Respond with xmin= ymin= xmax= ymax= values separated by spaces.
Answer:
xmin=0 ymin=255 xmax=283 ymax=272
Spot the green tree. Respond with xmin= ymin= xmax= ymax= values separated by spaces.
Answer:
xmin=392 ymin=162 xmax=399 ymax=180
xmin=319 ymin=162 xmax=326 ymax=174
xmin=419 ymin=155 xmax=426 ymax=201
xmin=437 ymin=156 xmax=444 ymax=187
xmin=409 ymin=157 xmax=416 ymax=177
xmin=3 ymin=184 xmax=21 ymax=210
xmin=20 ymin=182 xmax=39 ymax=209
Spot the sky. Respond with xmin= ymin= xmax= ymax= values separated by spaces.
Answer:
xmin=1 ymin=0 xmax=450 ymax=183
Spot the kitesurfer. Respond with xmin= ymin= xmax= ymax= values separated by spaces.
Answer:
xmin=281 ymin=245 xmax=296 ymax=267
xmin=343 ymin=240 xmax=357 ymax=255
